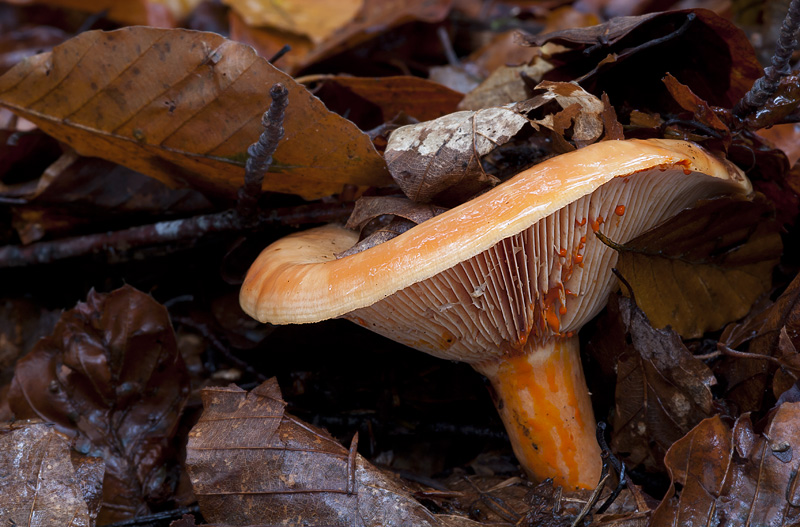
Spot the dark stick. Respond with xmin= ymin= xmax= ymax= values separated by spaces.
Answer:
xmin=734 ymin=0 xmax=800 ymax=118
xmin=237 ymin=83 xmax=289 ymax=222
xmin=0 ymin=202 xmax=353 ymax=268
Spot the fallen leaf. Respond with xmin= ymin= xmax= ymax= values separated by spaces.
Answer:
xmin=186 ymin=378 xmax=478 ymax=526
xmin=345 ymin=195 xmax=448 ymax=232
xmin=610 ymin=296 xmax=717 ymax=471
xmin=227 ymin=9 xmax=314 ymax=74
xmin=757 ymin=123 xmax=800 ymax=167
xmin=224 ymin=0 xmax=363 ymax=44
xmin=600 ymin=92 xmax=624 ymax=140
xmin=458 ymin=61 xmax=552 ymax=111
xmin=662 ymin=73 xmax=729 ymax=134
xmin=385 ymin=106 xmax=528 ymax=203
xmin=2 ymin=0 xmax=197 ymax=26
xmin=516 ymin=80 xmax=604 ymax=147
xmin=607 ymin=194 xmax=782 ymax=338
xmin=319 ymin=76 xmax=464 ymax=124
xmin=716 ymin=272 xmax=800 ymax=413
xmin=0 ymin=298 xmax=59 ymax=385
xmin=0 ymin=27 xmax=391 ymax=200
xmin=523 ymin=10 xmax=762 ymax=113
xmin=7 ymin=285 xmax=190 ymax=524
xmin=0 ymin=420 xmax=105 ymax=527
xmin=652 ymin=404 xmax=800 ymax=526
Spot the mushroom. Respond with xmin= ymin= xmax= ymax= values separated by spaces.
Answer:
xmin=240 ymin=138 xmax=751 ymax=489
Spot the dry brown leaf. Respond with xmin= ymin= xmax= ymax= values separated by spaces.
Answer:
xmin=609 ymin=296 xmax=717 ymax=471
xmin=0 ymin=27 xmax=391 ymax=200
xmin=758 ymin=123 xmax=800 ymax=168
xmin=321 ymin=76 xmax=464 ymax=123
xmin=516 ymin=81 xmax=604 ymax=147
xmin=662 ymin=73 xmax=729 ymax=134
xmin=385 ymin=106 xmax=528 ymax=203
xmin=224 ymin=0 xmax=363 ymax=44
xmin=0 ymin=420 xmax=105 ymax=527
xmin=7 ymin=285 xmax=190 ymax=524
xmin=458 ymin=61 xmax=552 ymax=111
xmin=2 ymin=0 xmax=199 ymax=26
xmin=345 ymin=196 xmax=448 ymax=232
xmin=186 ymin=379 xmax=478 ymax=526
xmin=652 ymin=404 xmax=800 ymax=526
xmin=227 ymin=10 xmax=314 ymax=75
xmin=716 ymin=271 xmax=800 ymax=413
xmin=608 ymin=195 xmax=782 ymax=338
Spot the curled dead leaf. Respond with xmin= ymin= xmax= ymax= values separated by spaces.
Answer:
xmin=6 ymin=285 xmax=190 ymax=524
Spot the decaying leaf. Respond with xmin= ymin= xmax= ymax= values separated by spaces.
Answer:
xmin=6 ymin=285 xmax=190 ymax=524
xmin=609 ymin=296 xmax=717 ymax=471
xmin=0 ymin=27 xmax=391 ymax=200
xmin=458 ymin=61 xmax=553 ymax=111
xmin=523 ymin=10 xmax=762 ymax=113
xmin=607 ymin=194 xmax=782 ymax=338
xmin=224 ymin=0 xmax=363 ymax=44
xmin=662 ymin=73 xmax=729 ymax=135
xmin=186 ymin=379 xmax=479 ymax=526
xmin=0 ymin=420 xmax=105 ymax=527
xmin=652 ymin=404 xmax=800 ymax=526
xmin=385 ymin=106 xmax=528 ymax=203
xmin=2 ymin=0 xmax=201 ymax=25
xmin=319 ymin=76 xmax=464 ymax=124
xmin=345 ymin=196 xmax=447 ymax=232
xmin=716 ymin=271 xmax=800 ymax=413
xmin=515 ymin=80 xmax=604 ymax=148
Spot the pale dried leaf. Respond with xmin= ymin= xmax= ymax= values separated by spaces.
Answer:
xmin=345 ymin=196 xmax=447 ymax=232
xmin=385 ymin=107 xmax=528 ymax=203
xmin=0 ymin=421 xmax=104 ymax=527
xmin=516 ymin=81 xmax=604 ymax=147
xmin=0 ymin=27 xmax=390 ymax=200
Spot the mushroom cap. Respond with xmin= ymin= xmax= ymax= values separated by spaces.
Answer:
xmin=241 ymin=139 xmax=750 ymax=348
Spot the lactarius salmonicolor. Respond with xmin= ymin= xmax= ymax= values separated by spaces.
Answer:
xmin=240 ymin=138 xmax=751 ymax=489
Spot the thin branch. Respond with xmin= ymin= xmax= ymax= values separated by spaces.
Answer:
xmin=238 ymin=83 xmax=289 ymax=222
xmin=734 ymin=0 xmax=800 ymax=118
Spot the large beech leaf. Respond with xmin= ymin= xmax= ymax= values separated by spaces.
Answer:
xmin=0 ymin=421 xmax=105 ymax=527
xmin=6 ymin=285 xmax=190 ymax=524
xmin=607 ymin=296 xmax=716 ymax=471
xmin=608 ymin=195 xmax=782 ymax=338
xmin=0 ymin=27 xmax=391 ymax=200
xmin=186 ymin=379 xmax=479 ymax=526
xmin=652 ymin=404 xmax=800 ymax=526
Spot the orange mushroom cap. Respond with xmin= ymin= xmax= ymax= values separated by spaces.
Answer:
xmin=240 ymin=138 xmax=751 ymax=489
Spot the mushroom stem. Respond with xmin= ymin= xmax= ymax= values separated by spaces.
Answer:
xmin=474 ymin=336 xmax=601 ymax=490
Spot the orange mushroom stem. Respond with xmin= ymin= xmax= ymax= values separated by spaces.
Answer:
xmin=240 ymin=139 xmax=752 ymax=489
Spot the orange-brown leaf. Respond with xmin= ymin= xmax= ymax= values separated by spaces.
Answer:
xmin=0 ymin=27 xmax=391 ymax=200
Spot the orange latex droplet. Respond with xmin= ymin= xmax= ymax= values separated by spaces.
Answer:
xmin=559 ymin=305 xmax=567 ymax=315
xmin=558 ymin=248 xmax=568 ymax=257
xmin=614 ymin=205 xmax=625 ymax=216
xmin=575 ymin=254 xmax=583 ymax=264
xmin=545 ymin=305 xmax=560 ymax=332
xmin=576 ymin=218 xmax=587 ymax=226
xmin=590 ymin=216 xmax=605 ymax=232
xmin=580 ymin=236 xmax=586 ymax=243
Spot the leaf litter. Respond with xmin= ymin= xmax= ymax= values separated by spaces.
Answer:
xmin=1 ymin=0 xmax=800 ymax=526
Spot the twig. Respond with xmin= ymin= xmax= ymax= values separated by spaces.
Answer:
xmin=237 ymin=83 xmax=289 ymax=222
xmin=0 ymin=202 xmax=354 ymax=268
xmin=0 ymin=82 xmax=350 ymax=268
xmin=734 ymin=0 xmax=800 ymax=118
xmin=102 ymin=506 xmax=201 ymax=527
xmin=268 ymin=44 xmax=292 ymax=65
